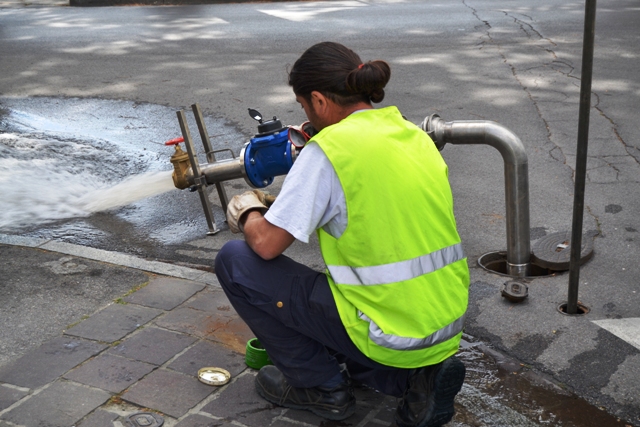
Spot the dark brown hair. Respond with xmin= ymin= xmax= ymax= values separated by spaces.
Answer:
xmin=288 ymin=42 xmax=391 ymax=106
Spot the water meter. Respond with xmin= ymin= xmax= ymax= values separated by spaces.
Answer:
xmin=241 ymin=108 xmax=296 ymax=188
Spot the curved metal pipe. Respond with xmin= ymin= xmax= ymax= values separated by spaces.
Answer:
xmin=424 ymin=114 xmax=531 ymax=277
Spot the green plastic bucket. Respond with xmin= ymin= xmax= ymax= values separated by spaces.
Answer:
xmin=245 ymin=338 xmax=273 ymax=369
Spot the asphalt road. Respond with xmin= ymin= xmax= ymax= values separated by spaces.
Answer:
xmin=1 ymin=0 xmax=639 ymax=425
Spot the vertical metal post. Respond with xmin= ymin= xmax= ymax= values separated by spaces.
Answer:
xmin=176 ymin=110 xmax=220 ymax=235
xmin=191 ymin=103 xmax=230 ymax=214
xmin=567 ymin=0 xmax=597 ymax=314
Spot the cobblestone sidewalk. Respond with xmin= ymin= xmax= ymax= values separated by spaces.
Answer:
xmin=0 ymin=275 xmax=398 ymax=427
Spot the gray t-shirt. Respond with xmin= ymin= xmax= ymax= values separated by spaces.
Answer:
xmin=264 ymin=142 xmax=347 ymax=243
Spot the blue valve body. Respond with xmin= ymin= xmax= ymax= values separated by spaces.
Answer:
xmin=244 ymin=128 xmax=294 ymax=188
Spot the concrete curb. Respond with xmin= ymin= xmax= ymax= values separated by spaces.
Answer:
xmin=0 ymin=233 xmax=219 ymax=286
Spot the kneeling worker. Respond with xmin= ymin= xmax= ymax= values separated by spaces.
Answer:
xmin=215 ymin=41 xmax=470 ymax=427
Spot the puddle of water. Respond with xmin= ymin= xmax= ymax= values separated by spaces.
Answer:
xmin=0 ymin=131 xmax=175 ymax=230
xmin=455 ymin=336 xmax=632 ymax=427
xmin=0 ymin=97 xmax=245 ymax=253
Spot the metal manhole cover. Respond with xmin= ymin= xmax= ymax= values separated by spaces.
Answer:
xmin=531 ymin=231 xmax=594 ymax=271
xmin=123 ymin=412 xmax=164 ymax=427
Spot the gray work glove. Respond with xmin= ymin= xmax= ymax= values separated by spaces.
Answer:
xmin=226 ymin=190 xmax=271 ymax=233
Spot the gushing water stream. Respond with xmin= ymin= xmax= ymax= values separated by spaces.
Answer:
xmin=81 ymin=170 xmax=175 ymax=214
xmin=0 ymin=131 xmax=176 ymax=231
xmin=0 ymin=96 xmax=246 ymax=255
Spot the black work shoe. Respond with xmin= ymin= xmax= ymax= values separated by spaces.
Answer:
xmin=255 ymin=365 xmax=356 ymax=420
xmin=394 ymin=356 xmax=465 ymax=427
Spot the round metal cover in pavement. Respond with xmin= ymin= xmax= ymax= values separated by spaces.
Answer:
xmin=531 ymin=231 xmax=594 ymax=271
xmin=124 ymin=412 xmax=164 ymax=427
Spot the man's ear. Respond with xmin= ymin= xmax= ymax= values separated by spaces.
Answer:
xmin=310 ymin=91 xmax=328 ymax=114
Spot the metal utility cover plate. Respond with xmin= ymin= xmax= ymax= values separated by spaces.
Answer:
xmin=531 ymin=231 xmax=594 ymax=271
xmin=124 ymin=412 xmax=164 ymax=427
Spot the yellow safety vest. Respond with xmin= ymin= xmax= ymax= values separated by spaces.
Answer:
xmin=312 ymin=106 xmax=470 ymax=368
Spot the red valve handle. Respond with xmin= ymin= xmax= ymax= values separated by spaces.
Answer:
xmin=165 ymin=136 xmax=184 ymax=146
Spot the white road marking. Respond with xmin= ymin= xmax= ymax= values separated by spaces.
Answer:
xmin=592 ymin=318 xmax=640 ymax=351
xmin=257 ymin=1 xmax=367 ymax=22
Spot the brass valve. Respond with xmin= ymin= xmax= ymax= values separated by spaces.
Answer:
xmin=168 ymin=142 xmax=191 ymax=190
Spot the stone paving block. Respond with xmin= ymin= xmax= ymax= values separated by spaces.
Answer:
xmin=154 ymin=306 xmax=211 ymax=336
xmin=181 ymin=287 xmax=230 ymax=312
xmin=107 ymin=327 xmax=197 ymax=365
xmin=65 ymin=303 xmax=163 ymax=343
xmin=282 ymin=401 xmax=371 ymax=426
xmin=124 ymin=277 xmax=205 ymax=310
xmin=167 ymin=340 xmax=246 ymax=378
xmin=0 ymin=380 xmax=110 ymax=427
xmin=64 ymin=353 xmax=156 ymax=393
xmin=121 ymin=369 xmax=214 ymax=418
xmin=154 ymin=306 xmax=253 ymax=355
xmin=174 ymin=413 xmax=231 ymax=427
xmin=0 ymin=385 xmax=27 ymax=411
xmin=77 ymin=409 xmax=120 ymax=427
xmin=201 ymin=373 xmax=281 ymax=427
xmin=0 ymin=336 xmax=107 ymax=389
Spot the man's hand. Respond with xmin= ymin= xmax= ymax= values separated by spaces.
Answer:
xmin=226 ymin=191 xmax=268 ymax=233
xmin=252 ymin=190 xmax=277 ymax=208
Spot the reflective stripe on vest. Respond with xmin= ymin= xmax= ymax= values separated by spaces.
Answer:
xmin=359 ymin=311 xmax=466 ymax=350
xmin=327 ymin=243 xmax=465 ymax=286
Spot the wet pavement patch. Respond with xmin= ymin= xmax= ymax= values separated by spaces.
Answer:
xmin=0 ymin=96 xmax=246 ymax=263
xmin=456 ymin=336 xmax=632 ymax=427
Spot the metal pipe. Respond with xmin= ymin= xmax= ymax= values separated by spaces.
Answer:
xmin=186 ymin=157 xmax=246 ymax=186
xmin=183 ymin=145 xmax=300 ymax=188
xmin=425 ymin=115 xmax=531 ymax=277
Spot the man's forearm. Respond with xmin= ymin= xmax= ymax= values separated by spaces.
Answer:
xmin=242 ymin=211 xmax=295 ymax=260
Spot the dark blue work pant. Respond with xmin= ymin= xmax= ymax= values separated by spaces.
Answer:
xmin=214 ymin=240 xmax=412 ymax=397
